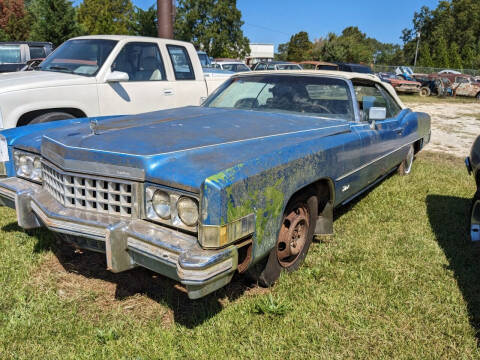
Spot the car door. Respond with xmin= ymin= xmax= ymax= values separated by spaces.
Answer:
xmin=349 ymin=81 xmax=405 ymax=184
xmin=97 ymin=41 xmax=176 ymax=116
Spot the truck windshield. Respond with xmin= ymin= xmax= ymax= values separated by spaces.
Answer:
xmin=0 ymin=45 xmax=21 ymax=64
xmin=198 ymin=53 xmax=210 ymax=67
xmin=38 ymin=39 xmax=117 ymax=76
xmin=204 ymin=75 xmax=354 ymax=121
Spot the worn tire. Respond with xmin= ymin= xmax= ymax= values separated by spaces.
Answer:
xmin=253 ymin=190 xmax=318 ymax=287
xmin=419 ymin=87 xmax=431 ymax=97
xmin=469 ymin=190 xmax=480 ymax=242
xmin=398 ymin=144 xmax=415 ymax=176
xmin=29 ymin=111 xmax=76 ymax=125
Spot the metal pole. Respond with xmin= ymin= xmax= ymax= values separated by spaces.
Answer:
xmin=158 ymin=0 xmax=174 ymax=39
xmin=414 ymin=31 xmax=421 ymax=68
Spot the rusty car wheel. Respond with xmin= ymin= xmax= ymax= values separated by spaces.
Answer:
xmin=253 ymin=191 xmax=318 ymax=287
xmin=29 ymin=111 xmax=76 ymax=125
xmin=398 ymin=144 xmax=414 ymax=176
xmin=419 ymin=87 xmax=431 ymax=97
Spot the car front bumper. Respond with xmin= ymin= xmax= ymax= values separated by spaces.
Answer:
xmin=0 ymin=177 xmax=238 ymax=299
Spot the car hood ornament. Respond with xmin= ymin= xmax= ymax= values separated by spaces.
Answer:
xmin=90 ymin=118 xmax=99 ymax=135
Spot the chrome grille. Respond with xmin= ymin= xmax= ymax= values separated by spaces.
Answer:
xmin=42 ymin=162 xmax=135 ymax=218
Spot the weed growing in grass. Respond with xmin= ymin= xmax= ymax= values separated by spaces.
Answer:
xmin=95 ymin=328 xmax=120 ymax=344
xmin=253 ymin=293 xmax=291 ymax=316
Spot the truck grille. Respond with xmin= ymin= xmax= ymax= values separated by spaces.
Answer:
xmin=42 ymin=163 xmax=135 ymax=218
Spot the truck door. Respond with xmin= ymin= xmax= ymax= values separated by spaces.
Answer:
xmin=97 ymin=41 xmax=181 ymax=116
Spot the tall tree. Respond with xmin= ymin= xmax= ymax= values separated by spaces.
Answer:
xmin=77 ymin=0 xmax=134 ymax=35
xmin=0 ymin=0 xmax=30 ymax=40
xmin=433 ymin=35 xmax=450 ymax=68
xmin=285 ymin=31 xmax=312 ymax=62
xmin=29 ymin=0 xmax=78 ymax=45
xmin=133 ymin=5 xmax=157 ymax=37
xmin=449 ymin=42 xmax=462 ymax=69
xmin=418 ymin=43 xmax=434 ymax=67
xmin=174 ymin=0 xmax=250 ymax=58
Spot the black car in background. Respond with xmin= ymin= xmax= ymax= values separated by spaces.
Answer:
xmin=0 ymin=42 xmax=53 ymax=73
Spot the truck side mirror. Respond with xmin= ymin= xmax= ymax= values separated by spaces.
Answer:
xmin=106 ymin=71 xmax=129 ymax=83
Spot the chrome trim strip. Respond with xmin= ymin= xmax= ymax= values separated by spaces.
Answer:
xmin=335 ymin=139 xmax=418 ymax=182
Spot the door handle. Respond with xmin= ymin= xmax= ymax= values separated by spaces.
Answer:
xmin=163 ymin=89 xmax=174 ymax=96
xmin=394 ymin=128 xmax=403 ymax=135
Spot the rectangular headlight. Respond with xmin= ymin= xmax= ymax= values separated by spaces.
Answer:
xmin=13 ymin=150 xmax=43 ymax=183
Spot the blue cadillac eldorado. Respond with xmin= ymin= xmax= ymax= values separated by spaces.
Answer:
xmin=0 ymin=71 xmax=431 ymax=299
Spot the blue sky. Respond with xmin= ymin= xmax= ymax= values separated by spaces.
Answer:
xmin=129 ymin=0 xmax=439 ymax=47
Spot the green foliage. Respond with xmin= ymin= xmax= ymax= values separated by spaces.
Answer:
xmin=418 ymin=42 xmax=434 ymax=67
xmin=306 ymin=26 xmax=403 ymax=65
xmin=0 ymin=0 xmax=31 ymax=40
xmin=449 ymin=42 xmax=462 ymax=69
xmin=77 ymin=0 xmax=134 ymax=36
xmin=253 ymin=293 xmax=291 ymax=316
xmin=28 ymin=0 xmax=78 ymax=45
xmin=285 ymin=31 xmax=312 ymax=62
xmin=174 ymin=0 xmax=250 ymax=59
xmin=433 ymin=34 xmax=450 ymax=68
xmin=132 ymin=5 xmax=157 ymax=37
xmin=403 ymin=0 xmax=480 ymax=68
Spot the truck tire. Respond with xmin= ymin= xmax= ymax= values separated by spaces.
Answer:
xmin=252 ymin=190 xmax=318 ymax=287
xmin=398 ymin=144 xmax=414 ymax=176
xmin=29 ymin=111 xmax=76 ymax=125
xmin=419 ymin=87 xmax=431 ymax=97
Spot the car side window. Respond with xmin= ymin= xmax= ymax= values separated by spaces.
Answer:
xmin=29 ymin=46 xmax=46 ymax=59
xmin=354 ymin=83 xmax=400 ymax=120
xmin=112 ymin=42 xmax=166 ymax=82
xmin=267 ymin=64 xmax=276 ymax=70
xmin=167 ymin=45 xmax=195 ymax=80
xmin=256 ymin=63 xmax=266 ymax=71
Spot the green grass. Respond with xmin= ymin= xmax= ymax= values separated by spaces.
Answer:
xmin=400 ymin=94 xmax=479 ymax=104
xmin=1 ymin=152 xmax=480 ymax=359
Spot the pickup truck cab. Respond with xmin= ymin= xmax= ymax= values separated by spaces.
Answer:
xmin=0 ymin=41 xmax=53 ymax=73
xmin=0 ymin=36 xmax=230 ymax=128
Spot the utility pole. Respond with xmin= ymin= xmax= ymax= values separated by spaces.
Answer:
xmin=157 ymin=0 xmax=174 ymax=39
xmin=413 ymin=31 xmax=421 ymax=68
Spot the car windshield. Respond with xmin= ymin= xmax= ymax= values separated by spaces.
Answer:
xmin=38 ymin=39 xmax=117 ymax=76
xmin=0 ymin=45 xmax=21 ymax=64
xmin=204 ymin=75 xmax=354 ymax=121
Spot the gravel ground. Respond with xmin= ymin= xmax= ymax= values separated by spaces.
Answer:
xmin=405 ymin=101 xmax=480 ymax=157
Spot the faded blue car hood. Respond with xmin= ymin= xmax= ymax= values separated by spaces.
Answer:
xmin=39 ymin=106 xmax=351 ymax=192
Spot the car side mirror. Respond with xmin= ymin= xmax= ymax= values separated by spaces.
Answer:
xmin=106 ymin=71 xmax=129 ymax=83
xmin=368 ymin=107 xmax=387 ymax=129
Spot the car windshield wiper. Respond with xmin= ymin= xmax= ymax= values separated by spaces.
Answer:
xmin=42 ymin=66 xmax=73 ymax=73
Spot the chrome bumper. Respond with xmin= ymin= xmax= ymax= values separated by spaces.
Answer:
xmin=0 ymin=177 xmax=238 ymax=299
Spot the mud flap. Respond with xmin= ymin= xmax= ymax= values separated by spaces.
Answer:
xmin=314 ymin=201 xmax=333 ymax=239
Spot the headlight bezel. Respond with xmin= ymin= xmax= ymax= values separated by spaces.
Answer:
xmin=13 ymin=149 xmax=43 ymax=183
xmin=145 ymin=185 xmax=199 ymax=232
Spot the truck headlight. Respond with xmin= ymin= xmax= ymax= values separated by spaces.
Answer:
xmin=14 ymin=150 xmax=42 ymax=182
xmin=145 ymin=186 xmax=199 ymax=231
xmin=177 ymin=197 xmax=199 ymax=226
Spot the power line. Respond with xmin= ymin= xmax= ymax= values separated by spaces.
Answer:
xmin=243 ymin=22 xmax=291 ymax=36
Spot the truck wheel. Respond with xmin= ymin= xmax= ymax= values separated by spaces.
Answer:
xmin=470 ymin=191 xmax=480 ymax=242
xmin=398 ymin=145 xmax=414 ymax=176
xmin=29 ymin=112 xmax=76 ymax=124
xmin=253 ymin=191 xmax=318 ymax=287
xmin=419 ymin=87 xmax=431 ymax=97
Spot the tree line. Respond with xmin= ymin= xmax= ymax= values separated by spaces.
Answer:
xmin=0 ymin=0 xmax=249 ymax=58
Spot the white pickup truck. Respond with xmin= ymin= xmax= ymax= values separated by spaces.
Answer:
xmin=0 ymin=35 xmax=231 ymax=127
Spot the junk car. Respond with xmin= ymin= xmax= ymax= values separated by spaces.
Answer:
xmin=0 ymin=71 xmax=431 ymax=299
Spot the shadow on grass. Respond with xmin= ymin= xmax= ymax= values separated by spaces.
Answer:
xmin=426 ymin=194 xmax=480 ymax=343
xmin=1 ymin=222 xmax=254 ymax=328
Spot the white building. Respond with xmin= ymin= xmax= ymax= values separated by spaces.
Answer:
xmin=246 ymin=43 xmax=274 ymax=66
